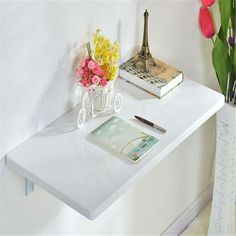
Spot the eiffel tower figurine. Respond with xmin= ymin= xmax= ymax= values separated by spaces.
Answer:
xmin=133 ymin=9 xmax=157 ymax=72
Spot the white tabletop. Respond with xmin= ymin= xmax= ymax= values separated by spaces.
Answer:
xmin=6 ymin=78 xmax=224 ymax=219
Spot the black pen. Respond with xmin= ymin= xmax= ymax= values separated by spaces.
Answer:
xmin=134 ymin=115 xmax=167 ymax=133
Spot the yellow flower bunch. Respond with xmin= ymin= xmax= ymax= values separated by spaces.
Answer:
xmin=93 ymin=29 xmax=120 ymax=81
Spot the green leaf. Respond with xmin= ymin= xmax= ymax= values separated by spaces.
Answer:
xmin=230 ymin=0 xmax=235 ymax=33
xmin=234 ymin=47 xmax=236 ymax=75
xmin=217 ymin=26 xmax=225 ymax=41
xmin=219 ymin=0 xmax=232 ymax=37
xmin=212 ymin=37 xmax=230 ymax=95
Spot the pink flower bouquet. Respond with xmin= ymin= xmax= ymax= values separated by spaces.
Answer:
xmin=75 ymin=30 xmax=120 ymax=93
xmin=76 ymin=59 xmax=107 ymax=92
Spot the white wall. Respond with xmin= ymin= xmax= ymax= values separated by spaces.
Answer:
xmin=0 ymin=1 xmax=218 ymax=234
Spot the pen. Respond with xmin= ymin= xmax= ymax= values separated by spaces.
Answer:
xmin=134 ymin=115 xmax=167 ymax=133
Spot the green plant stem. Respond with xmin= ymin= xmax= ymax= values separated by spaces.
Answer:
xmin=209 ymin=6 xmax=216 ymax=46
xmin=86 ymin=42 xmax=92 ymax=59
xmin=211 ymin=37 xmax=215 ymax=45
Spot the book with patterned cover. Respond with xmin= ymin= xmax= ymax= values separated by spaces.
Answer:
xmin=119 ymin=55 xmax=183 ymax=98
xmin=88 ymin=116 xmax=159 ymax=163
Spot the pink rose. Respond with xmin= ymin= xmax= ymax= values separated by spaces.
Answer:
xmin=100 ymin=77 xmax=107 ymax=87
xmin=80 ymin=59 xmax=86 ymax=68
xmin=80 ymin=79 xmax=87 ymax=87
xmin=76 ymin=68 xmax=84 ymax=77
xmin=93 ymin=65 xmax=101 ymax=75
xmin=88 ymin=60 xmax=96 ymax=70
xmin=91 ymin=75 xmax=101 ymax=85
xmin=82 ymin=68 xmax=90 ymax=79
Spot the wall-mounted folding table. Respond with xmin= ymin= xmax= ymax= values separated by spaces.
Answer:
xmin=5 ymin=78 xmax=224 ymax=220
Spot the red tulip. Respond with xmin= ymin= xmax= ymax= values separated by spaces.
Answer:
xmin=201 ymin=0 xmax=215 ymax=7
xmin=199 ymin=6 xmax=216 ymax=38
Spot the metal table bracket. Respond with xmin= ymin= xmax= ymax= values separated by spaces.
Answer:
xmin=25 ymin=178 xmax=34 ymax=195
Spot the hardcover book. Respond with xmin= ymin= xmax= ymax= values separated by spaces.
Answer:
xmin=88 ymin=116 xmax=159 ymax=163
xmin=119 ymin=55 xmax=184 ymax=98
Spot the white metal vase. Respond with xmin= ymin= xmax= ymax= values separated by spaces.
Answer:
xmin=208 ymin=103 xmax=236 ymax=235
xmin=77 ymin=81 xmax=122 ymax=128
xmin=90 ymin=81 xmax=114 ymax=112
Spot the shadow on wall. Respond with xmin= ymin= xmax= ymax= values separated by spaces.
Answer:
xmin=1 ymin=42 xmax=86 ymax=158
xmin=24 ymin=42 xmax=85 ymax=134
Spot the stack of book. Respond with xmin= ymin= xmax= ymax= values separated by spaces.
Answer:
xmin=119 ymin=55 xmax=184 ymax=98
